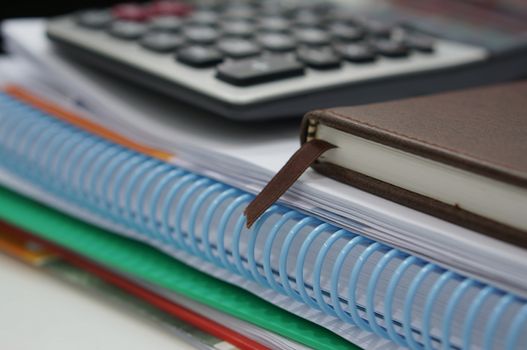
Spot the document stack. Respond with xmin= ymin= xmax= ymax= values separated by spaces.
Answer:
xmin=0 ymin=19 xmax=526 ymax=350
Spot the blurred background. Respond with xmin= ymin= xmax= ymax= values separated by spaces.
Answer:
xmin=1 ymin=0 xmax=125 ymax=52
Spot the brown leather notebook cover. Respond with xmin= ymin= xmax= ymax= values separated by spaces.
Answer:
xmin=298 ymin=81 xmax=527 ymax=246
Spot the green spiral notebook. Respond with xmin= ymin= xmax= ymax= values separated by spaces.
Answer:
xmin=0 ymin=186 xmax=359 ymax=350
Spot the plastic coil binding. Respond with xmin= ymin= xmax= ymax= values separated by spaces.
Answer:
xmin=1 ymin=92 xmax=526 ymax=350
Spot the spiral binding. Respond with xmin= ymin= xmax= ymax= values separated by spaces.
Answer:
xmin=1 ymin=92 xmax=526 ymax=350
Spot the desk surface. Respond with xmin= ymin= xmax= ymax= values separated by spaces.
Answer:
xmin=0 ymin=253 xmax=195 ymax=350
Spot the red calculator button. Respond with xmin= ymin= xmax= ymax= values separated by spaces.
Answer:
xmin=112 ymin=3 xmax=150 ymax=21
xmin=148 ymin=1 xmax=193 ymax=17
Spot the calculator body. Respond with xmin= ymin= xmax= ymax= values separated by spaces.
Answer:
xmin=46 ymin=0 xmax=527 ymax=120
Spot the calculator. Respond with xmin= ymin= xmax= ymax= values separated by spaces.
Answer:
xmin=46 ymin=0 xmax=527 ymax=120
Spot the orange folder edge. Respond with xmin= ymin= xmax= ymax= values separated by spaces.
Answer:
xmin=3 ymin=84 xmax=173 ymax=162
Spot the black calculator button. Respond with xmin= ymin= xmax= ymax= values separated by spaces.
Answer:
xmin=362 ymin=20 xmax=392 ymax=37
xmin=329 ymin=23 xmax=364 ymax=42
xmin=217 ymin=38 xmax=261 ymax=58
xmin=187 ymin=11 xmax=219 ymax=26
xmin=403 ymin=35 xmax=435 ymax=53
xmin=77 ymin=10 xmax=113 ymax=29
xmin=176 ymin=45 xmax=223 ymax=67
xmin=258 ymin=17 xmax=290 ymax=32
xmin=222 ymin=6 xmax=256 ymax=20
xmin=220 ymin=21 xmax=255 ymax=37
xmin=108 ymin=21 xmax=148 ymax=40
xmin=294 ymin=28 xmax=330 ymax=46
xmin=216 ymin=55 xmax=305 ymax=86
xmin=335 ymin=43 xmax=376 ymax=63
xmin=373 ymin=39 xmax=408 ymax=57
xmin=183 ymin=26 xmax=219 ymax=44
xmin=257 ymin=33 xmax=296 ymax=52
xmin=140 ymin=32 xmax=185 ymax=52
xmin=292 ymin=10 xmax=322 ymax=27
xmin=193 ymin=0 xmax=220 ymax=11
xmin=325 ymin=10 xmax=359 ymax=25
xmin=259 ymin=3 xmax=286 ymax=16
xmin=297 ymin=46 xmax=341 ymax=69
xmin=149 ymin=16 xmax=183 ymax=32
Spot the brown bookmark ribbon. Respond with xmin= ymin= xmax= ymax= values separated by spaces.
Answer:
xmin=244 ymin=139 xmax=337 ymax=228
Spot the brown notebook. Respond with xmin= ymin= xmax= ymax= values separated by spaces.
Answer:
xmin=245 ymin=81 xmax=527 ymax=246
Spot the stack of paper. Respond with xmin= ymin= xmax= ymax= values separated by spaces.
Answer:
xmin=1 ymin=18 xmax=526 ymax=350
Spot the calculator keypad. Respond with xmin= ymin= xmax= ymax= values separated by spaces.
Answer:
xmin=75 ymin=0 xmax=437 ymax=86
